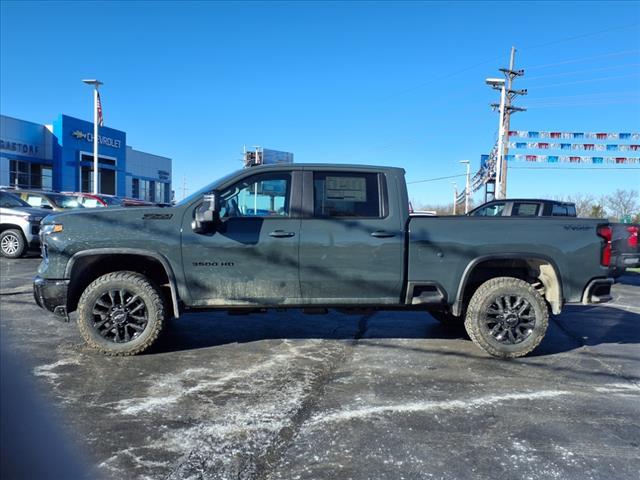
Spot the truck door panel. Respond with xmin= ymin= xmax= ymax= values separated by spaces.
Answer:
xmin=181 ymin=171 xmax=302 ymax=305
xmin=298 ymin=170 xmax=404 ymax=304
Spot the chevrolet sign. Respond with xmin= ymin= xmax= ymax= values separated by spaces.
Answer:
xmin=70 ymin=130 xmax=122 ymax=149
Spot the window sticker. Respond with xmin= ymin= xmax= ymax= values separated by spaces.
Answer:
xmin=325 ymin=176 xmax=367 ymax=202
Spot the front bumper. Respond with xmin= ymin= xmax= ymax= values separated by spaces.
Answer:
xmin=33 ymin=276 xmax=70 ymax=321
xmin=581 ymin=278 xmax=614 ymax=304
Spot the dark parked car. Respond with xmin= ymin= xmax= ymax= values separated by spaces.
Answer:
xmin=35 ymin=164 xmax=615 ymax=359
xmin=469 ymin=199 xmax=577 ymax=217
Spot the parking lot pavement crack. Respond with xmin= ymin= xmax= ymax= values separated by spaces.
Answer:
xmin=255 ymin=312 xmax=373 ymax=480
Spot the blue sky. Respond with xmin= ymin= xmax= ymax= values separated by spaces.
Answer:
xmin=1 ymin=1 xmax=639 ymax=204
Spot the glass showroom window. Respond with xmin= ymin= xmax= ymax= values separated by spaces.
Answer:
xmin=9 ymin=160 xmax=53 ymax=189
xmin=155 ymin=182 xmax=165 ymax=203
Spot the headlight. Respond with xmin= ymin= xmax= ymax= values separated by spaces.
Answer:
xmin=41 ymin=224 xmax=63 ymax=235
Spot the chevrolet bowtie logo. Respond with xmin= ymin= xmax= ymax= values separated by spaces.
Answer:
xmin=71 ymin=130 xmax=87 ymax=139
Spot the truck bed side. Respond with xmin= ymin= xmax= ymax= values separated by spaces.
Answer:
xmin=406 ymin=216 xmax=609 ymax=314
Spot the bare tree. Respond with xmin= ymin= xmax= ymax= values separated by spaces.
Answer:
xmin=605 ymin=189 xmax=639 ymax=221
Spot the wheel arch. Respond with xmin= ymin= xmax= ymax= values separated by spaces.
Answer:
xmin=452 ymin=254 xmax=563 ymax=317
xmin=0 ymin=223 xmax=26 ymax=235
xmin=65 ymin=248 xmax=180 ymax=318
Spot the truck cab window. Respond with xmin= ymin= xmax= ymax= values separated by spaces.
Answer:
xmin=313 ymin=172 xmax=382 ymax=217
xmin=473 ymin=202 xmax=505 ymax=217
xmin=512 ymin=203 xmax=539 ymax=216
xmin=219 ymin=174 xmax=290 ymax=218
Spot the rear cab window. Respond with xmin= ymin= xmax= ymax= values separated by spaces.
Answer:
xmin=551 ymin=204 xmax=576 ymax=216
xmin=512 ymin=202 xmax=540 ymax=216
xmin=313 ymin=172 xmax=384 ymax=218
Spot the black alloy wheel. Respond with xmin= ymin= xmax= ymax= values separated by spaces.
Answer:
xmin=91 ymin=289 xmax=149 ymax=343
xmin=481 ymin=294 xmax=536 ymax=345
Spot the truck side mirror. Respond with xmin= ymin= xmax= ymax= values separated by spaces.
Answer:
xmin=192 ymin=192 xmax=221 ymax=233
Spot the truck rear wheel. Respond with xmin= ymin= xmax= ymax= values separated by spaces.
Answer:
xmin=0 ymin=229 xmax=26 ymax=258
xmin=464 ymin=277 xmax=548 ymax=358
xmin=77 ymin=271 xmax=166 ymax=356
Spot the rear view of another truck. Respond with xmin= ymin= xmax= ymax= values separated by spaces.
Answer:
xmin=610 ymin=223 xmax=640 ymax=276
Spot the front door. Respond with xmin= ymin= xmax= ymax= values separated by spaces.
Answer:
xmin=181 ymin=171 xmax=302 ymax=306
xmin=299 ymin=170 xmax=404 ymax=305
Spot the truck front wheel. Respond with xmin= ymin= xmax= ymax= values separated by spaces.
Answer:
xmin=464 ymin=277 xmax=548 ymax=358
xmin=77 ymin=271 xmax=166 ymax=356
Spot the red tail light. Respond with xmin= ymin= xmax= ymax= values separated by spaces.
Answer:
xmin=597 ymin=225 xmax=612 ymax=267
xmin=626 ymin=225 xmax=638 ymax=249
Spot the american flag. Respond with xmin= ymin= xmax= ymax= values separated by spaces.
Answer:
xmin=97 ymin=92 xmax=104 ymax=126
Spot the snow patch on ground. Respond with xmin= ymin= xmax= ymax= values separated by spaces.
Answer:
xmin=307 ymin=390 xmax=570 ymax=426
xmin=594 ymin=382 xmax=640 ymax=393
xmin=112 ymin=349 xmax=310 ymax=415
xmin=96 ymin=341 xmax=344 ymax=480
xmin=33 ymin=357 xmax=81 ymax=381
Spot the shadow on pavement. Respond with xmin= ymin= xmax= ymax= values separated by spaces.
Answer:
xmin=616 ymin=272 xmax=640 ymax=286
xmin=149 ymin=304 xmax=640 ymax=358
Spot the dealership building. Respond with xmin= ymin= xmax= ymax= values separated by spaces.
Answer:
xmin=0 ymin=114 xmax=172 ymax=203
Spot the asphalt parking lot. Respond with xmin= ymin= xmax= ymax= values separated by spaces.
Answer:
xmin=1 ymin=256 xmax=639 ymax=480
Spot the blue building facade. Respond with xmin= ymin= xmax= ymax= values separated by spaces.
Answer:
xmin=0 ymin=113 xmax=171 ymax=203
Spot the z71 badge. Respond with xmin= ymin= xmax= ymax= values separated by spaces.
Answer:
xmin=142 ymin=213 xmax=173 ymax=220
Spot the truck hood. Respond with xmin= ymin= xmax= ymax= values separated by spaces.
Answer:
xmin=41 ymin=205 xmax=177 ymax=224
xmin=0 ymin=206 xmax=51 ymax=219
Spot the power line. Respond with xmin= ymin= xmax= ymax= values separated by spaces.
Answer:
xmin=526 ymin=99 xmax=640 ymax=109
xmin=527 ymin=49 xmax=640 ymax=70
xmin=407 ymin=173 xmax=467 ymax=185
xmin=529 ymin=73 xmax=640 ymax=90
xmin=526 ymin=90 xmax=640 ymax=102
xmin=526 ymin=63 xmax=640 ymax=81
xmin=520 ymin=22 xmax=640 ymax=51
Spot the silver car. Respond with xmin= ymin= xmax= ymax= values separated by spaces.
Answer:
xmin=0 ymin=191 xmax=48 ymax=258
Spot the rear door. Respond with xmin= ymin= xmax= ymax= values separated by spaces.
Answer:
xmin=298 ymin=169 xmax=404 ymax=305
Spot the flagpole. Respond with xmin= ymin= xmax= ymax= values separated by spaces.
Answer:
xmin=82 ymin=79 xmax=103 ymax=194
xmin=93 ymin=85 xmax=99 ymax=194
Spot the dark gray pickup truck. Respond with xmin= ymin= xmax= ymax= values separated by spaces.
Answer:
xmin=34 ymin=164 xmax=615 ymax=358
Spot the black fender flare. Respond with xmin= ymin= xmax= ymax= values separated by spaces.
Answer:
xmin=65 ymin=248 xmax=181 ymax=318
xmin=452 ymin=253 xmax=564 ymax=317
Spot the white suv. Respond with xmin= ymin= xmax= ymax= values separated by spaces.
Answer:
xmin=0 ymin=191 xmax=48 ymax=258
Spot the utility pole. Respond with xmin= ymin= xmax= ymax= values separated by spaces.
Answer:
xmin=452 ymin=182 xmax=458 ymax=215
xmin=497 ymin=46 xmax=527 ymax=199
xmin=460 ymin=160 xmax=471 ymax=214
xmin=180 ymin=175 xmax=188 ymax=200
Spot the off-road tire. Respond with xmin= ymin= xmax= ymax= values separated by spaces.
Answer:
xmin=464 ymin=276 xmax=549 ymax=358
xmin=0 ymin=229 xmax=26 ymax=258
xmin=77 ymin=271 xmax=166 ymax=356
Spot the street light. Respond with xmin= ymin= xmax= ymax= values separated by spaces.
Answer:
xmin=486 ymin=77 xmax=506 ymax=199
xmin=460 ymin=160 xmax=471 ymax=214
xmin=82 ymin=79 xmax=103 ymax=194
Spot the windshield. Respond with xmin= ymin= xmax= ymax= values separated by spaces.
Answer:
xmin=0 ymin=191 xmax=31 ymax=208
xmin=48 ymin=193 xmax=85 ymax=209
xmin=100 ymin=196 xmax=124 ymax=206
xmin=175 ymin=169 xmax=241 ymax=206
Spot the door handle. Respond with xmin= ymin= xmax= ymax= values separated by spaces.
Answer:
xmin=370 ymin=230 xmax=395 ymax=238
xmin=269 ymin=230 xmax=296 ymax=238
